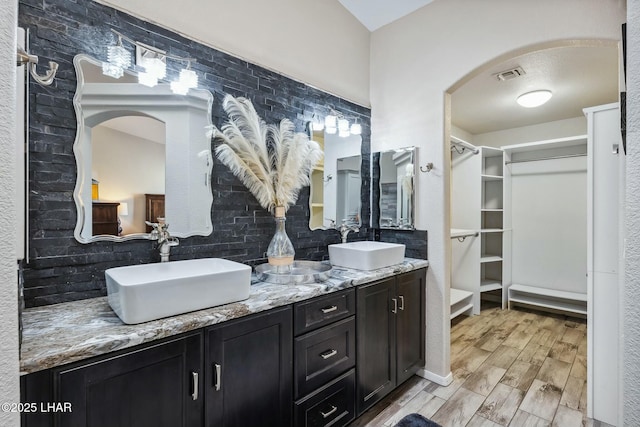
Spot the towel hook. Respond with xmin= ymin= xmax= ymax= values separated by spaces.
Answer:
xmin=420 ymin=162 xmax=434 ymax=173
xmin=17 ymin=46 xmax=59 ymax=86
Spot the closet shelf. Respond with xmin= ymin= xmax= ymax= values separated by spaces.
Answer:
xmin=481 ymin=174 xmax=503 ymax=181
xmin=480 ymin=255 xmax=502 ymax=263
xmin=481 ymin=229 xmax=503 ymax=233
xmin=480 ymin=280 xmax=502 ymax=292
xmin=508 ymin=284 xmax=587 ymax=315
xmin=450 ymin=288 xmax=474 ymax=320
xmin=481 ymin=209 xmax=503 ymax=212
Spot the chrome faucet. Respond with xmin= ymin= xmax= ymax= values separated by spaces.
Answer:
xmin=146 ymin=218 xmax=179 ymax=262
xmin=337 ymin=220 xmax=359 ymax=243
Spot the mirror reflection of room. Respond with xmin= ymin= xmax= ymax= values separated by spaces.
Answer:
xmin=91 ymin=116 xmax=166 ymax=236
xmin=309 ymin=126 xmax=362 ymax=230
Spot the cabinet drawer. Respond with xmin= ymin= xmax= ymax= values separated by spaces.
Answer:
xmin=295 ymin=369 xmax=355 ymax=427
xmin=294 ymin=288 xmax=355 ymax=335
xmin=294 ymin=316 xmax=356 ymax=398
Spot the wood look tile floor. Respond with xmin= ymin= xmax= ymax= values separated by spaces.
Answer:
xmin=350 ymin=305 xmax=615 ymax=427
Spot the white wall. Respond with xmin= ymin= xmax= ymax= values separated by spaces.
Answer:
xmin=0 ymin=0 xmax=20 ymax=424
xmin=625 ymin=2 xmax=640 ymax=424
xmin=473 ymin=116 xmax=587 ymax=148
xmin=371 ymin=0 xmax=626 ymax=380
xmin=96 ymin=0 xmax=371 ymax=107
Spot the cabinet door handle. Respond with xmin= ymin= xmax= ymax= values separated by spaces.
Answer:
xmin=321 ymin=305 xmax=338 ymax=314
xmin=399 ymin=295 xmax=405 ymax=311
xmin=320 ymin=349 xmax=338 ymax=360
xmin=392 ymin=298 xmax=398 ymax=314
xmin=214 ymin=363 xmax=222 ymax=391
xmin=191 ymin=372 xmax=199 ymax=401
xmin=320 ymin=405 xmax=338 ymax=419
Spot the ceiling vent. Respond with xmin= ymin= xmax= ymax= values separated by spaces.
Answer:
xmin=494 ymin=66 xmax=526 ymax=81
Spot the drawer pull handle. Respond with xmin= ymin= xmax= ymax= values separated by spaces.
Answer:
xmin=191 ymin=372 xmax=199 ymax=401
xmin=320 ymin=349 xmax=338 ymax=359
xmin=399 ymin=295 xmax=405 ymax=311
xmin=321 ymin=305 xmax=338 ymax=314
xmin=214 ymin=363 xmax=222 ymax=391
xmin=392 ymin=298 xmax=398 ymax=314
xmin=321 ymin=405 xmax=338 ymax=419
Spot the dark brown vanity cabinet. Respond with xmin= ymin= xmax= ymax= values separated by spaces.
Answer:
xmin=356 ymin=268 xmax=426 ymax=415
xmin=21 ymin=332 xmax=203 ymax=427
xmin=205 ymin=306 xmax=293 ymax=427
xmin=293 ymin=289 xmax=357 ymax=427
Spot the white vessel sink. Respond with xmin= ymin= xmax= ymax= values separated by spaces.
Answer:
xmin=106 ymin=258 xmax=251 ymax=324
xmin=328 ymin=241 xmax=406 ymax=271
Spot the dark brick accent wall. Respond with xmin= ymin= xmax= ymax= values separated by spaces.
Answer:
xmin=19 ymin=0 xmax=374 ymax=307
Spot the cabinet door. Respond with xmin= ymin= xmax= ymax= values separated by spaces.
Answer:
xmin=356 ymin=277 xmax=396 ymax=415
xmin=55 ymin=333 xmax=203 ymax=427
xmin=396 ymin=269 xmax=426 ymax=385
xmin=206 ymin=307 xmax=293 ymax=427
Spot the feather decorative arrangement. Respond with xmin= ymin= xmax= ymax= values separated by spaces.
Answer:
xmin=211 ymin=94 xmax=323 ymax=214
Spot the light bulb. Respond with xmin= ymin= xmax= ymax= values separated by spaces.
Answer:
xmin=138 ymin=71 xmax=158 ymax=87
xmin=325 ymin=115 xmax=337 ymax=129
xmin=139 ymin=56 xmax=166 ymax=80
xmin=178 ymin=68 xmax=198 ymax=89
xmin=338 ymin=119 xmax=349 ymax=132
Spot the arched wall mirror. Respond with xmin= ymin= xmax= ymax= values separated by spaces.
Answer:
xmin=308 ymin=127 xmax=362 ymax=230
xmin=72 ymin=54 xmax=214 ymax=243
xmin=371 ymin=147 xmax=416 ymax=230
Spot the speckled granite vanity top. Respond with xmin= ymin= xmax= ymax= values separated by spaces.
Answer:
xmin=20 ymin=258 xmax=428 ymax=374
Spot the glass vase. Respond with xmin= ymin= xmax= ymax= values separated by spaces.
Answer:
xmin=267 ymin=206 xmax=295 ymax=273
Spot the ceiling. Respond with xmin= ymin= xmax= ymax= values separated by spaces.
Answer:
xmin=451 ymin=45 xmax=620 ymax=135
xmin=338 ymin=0 xmax=434 ymax=31
xmin=337 ymin=1 xmax=620 ymax=136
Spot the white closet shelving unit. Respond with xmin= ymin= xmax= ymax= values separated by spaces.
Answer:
xmin=451 ymin=140 xmax=506 ymax=315
xmin=502 ymin=135 xmax=588 ymax=316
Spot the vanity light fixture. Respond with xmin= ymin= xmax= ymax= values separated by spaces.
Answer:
xmin=516 ymin=90 xmax=552 ymax=108
xmin=102 ymin=29 xmax=199 ymax=94
xmin=323 ymin=109 xmax=361 ymax=138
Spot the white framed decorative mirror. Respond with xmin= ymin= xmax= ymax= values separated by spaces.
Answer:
xmin=72 ymin=54 xmax=214 ymax=243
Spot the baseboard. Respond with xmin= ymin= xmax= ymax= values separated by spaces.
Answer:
xmin=416 ymin=369 xmax=453 ymax=386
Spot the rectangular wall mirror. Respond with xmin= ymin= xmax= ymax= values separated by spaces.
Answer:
xmin=371 ymin=147 xmax=416 ymax=230
xmin=72 ymin=54 xmax=214 ymax=243
xmin=308 ymin=127 xmax=362 ymax=230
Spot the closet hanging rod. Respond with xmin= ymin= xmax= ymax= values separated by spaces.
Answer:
xmin=451 ymin=136 xmax=479 ymax=155
xmin=451 ymin=231 xmax=478 ymax=242
xmin=505 ymin=153 xmax=587 ymax=165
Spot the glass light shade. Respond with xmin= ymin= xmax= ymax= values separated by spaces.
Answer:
xmin=338 ymin=129 xmax=350 ymax=138
xmin=179 ymin=68 xmax=198 ymax=89
xmin=139 ymin=56 xmax=166 ymax=79
xmin=108 ymin=45 xmax=130 ymax=68
xmin=350 ymin=123 xmax=362 ymax=135
xmin=338 ymin=118 xmax=349 ymax=131
xmin=516 ymin=90 xmax=552 ymax=108
xmin=101 ymin=62 xmax=123 ymax=79
xmin=138 ymin=71 xmax=158 ymax=87
xmin=325 ymin=114 xmax=337 ymax=129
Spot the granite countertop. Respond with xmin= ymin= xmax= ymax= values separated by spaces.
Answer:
xmin=20 ymin=258 xmax=428 ymax=375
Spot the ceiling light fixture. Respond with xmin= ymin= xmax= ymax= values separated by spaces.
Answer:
xmin=322 ymin=109 xmax=362 ymax=138
xmin=516 ymin=90 xmax=553 ymax=108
